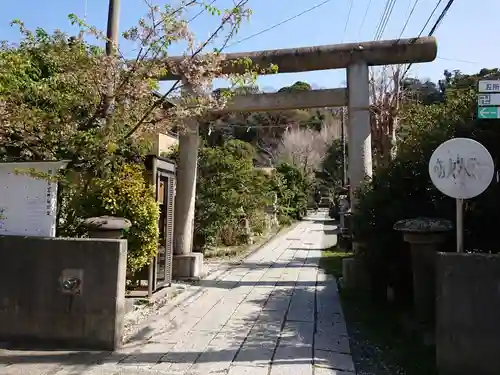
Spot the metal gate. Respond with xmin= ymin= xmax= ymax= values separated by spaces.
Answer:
xmin=145 ymin=155 xmax=176 ymax=297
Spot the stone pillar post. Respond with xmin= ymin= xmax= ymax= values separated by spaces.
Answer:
xmin=394 ymin=218 xmax=452 ymax=325
xmin=346 ymin=60 xmax=373 ymax=210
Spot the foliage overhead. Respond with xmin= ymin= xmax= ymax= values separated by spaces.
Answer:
xmin=0 ymin=1 xmax=261 ymax=167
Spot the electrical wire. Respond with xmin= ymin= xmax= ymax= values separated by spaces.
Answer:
xmin=226 ymin=0 xmax=334 ymax=48
xmin=374 ymin=0 xmax=397 ymax=41
xmin=341 ymin=0 xmax=354 ymax=43
xmin=428 ymin=0 xmax=454 ymax=35
xmin=398 ymin=0 xmax=420 ymax=38
xmin=416 ymin=0 xmax=443 ymax=38
xmin=357 ymin=0 xmax=373 ymax=40
xmin=437 ymin=56 xmax=478 ymax=64
xmin=402 ymin=0 xmax=455 ymax=78
xmin=373 ymin=0 xmax=392 ymax=40
xmin=189 ymin=0 xmax=217 ymax=23
xmin=380 ymin=0 xmax=398 ymax=39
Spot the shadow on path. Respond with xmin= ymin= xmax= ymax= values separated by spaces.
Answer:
xmin=0 ymin=214 xmax=354 ymax=374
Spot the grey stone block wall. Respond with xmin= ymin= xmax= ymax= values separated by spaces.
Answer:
xmin=436 ymin=252 xmax=500 ymax=375
xmin=0 ymin=235 xmax=127 ymax=350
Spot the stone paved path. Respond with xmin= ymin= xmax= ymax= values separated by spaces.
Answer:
xmin=1 ymin=211 xmax=354 ymax=375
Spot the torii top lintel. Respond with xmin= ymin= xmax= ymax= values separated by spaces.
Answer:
xmin=157 ymin=36 xmax=437 ymax=81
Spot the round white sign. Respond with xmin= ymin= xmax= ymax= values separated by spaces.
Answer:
xmin=429 ymin=138 xmax=495 ymax=199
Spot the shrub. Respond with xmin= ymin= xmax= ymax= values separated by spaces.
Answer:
xmin=167 ymin=140 xmax=274 ymax=250
xmin=352 ymin=86 xmax=500 ymax=300
xmin=247 ymin=209 xmax=268 ymax=235
xmin=273 ymin=162 xmax=311 ymax=220
xmin=195 ymin=140 xmax=273 ymax=249
xmin=60 ymin=163 xmax=159 ymax=275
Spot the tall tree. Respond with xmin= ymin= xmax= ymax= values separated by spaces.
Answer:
xmin=277 ymin=121 xmax=340 ymax=176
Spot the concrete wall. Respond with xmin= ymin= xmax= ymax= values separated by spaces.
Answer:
xmin=151 ymin=132 xmax=179 ymax=156
xmin=0 ymin=235 xmax=127 ymax=350
xmin=436 ymin=252 xmax=500 ymax=375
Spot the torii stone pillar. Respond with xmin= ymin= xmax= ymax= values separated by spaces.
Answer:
xmin=172 ymin=84 xmax=203 ymax=280
xmin=346 ymin=60 xmax=372 ymax=207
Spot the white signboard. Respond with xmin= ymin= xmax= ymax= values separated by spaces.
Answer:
xmin=429 ymin=138 xmax=494 ymax=199
xmin=478 ymin=80 xmax=500 ymax=93
xmin=477 ymin=93 xmax=500 ymax=106
xmin=0 ymin=161 xmax=67 ymax=237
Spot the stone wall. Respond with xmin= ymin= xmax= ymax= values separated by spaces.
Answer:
xmin=0 ymin=235 xmax=127 ymax=350
xmin=436 ymin=252 xmax=500 ymax=375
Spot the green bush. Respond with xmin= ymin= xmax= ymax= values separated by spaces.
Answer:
xmin=247 ymin=209 xmax=268 ymax=235
xmin=167 ymin=140 xmax=274 ymax=250
xmin=277 ymin=213 xmax=292 ymax=227
xmin=60 ymin=163 xmax=159 ymax=275
xmin=196 ymin=140 xmax=274 ymax=249
xmin=273 ymin=162 xmax=311 ymax=220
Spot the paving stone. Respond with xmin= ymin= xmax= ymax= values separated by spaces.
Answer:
xmin=316 ymin=320 xmax=349 ymax=338
xmin=189 ymin=332 xmax=243 ymax=374
xmin=118 ymin=342 xmax=175 ymax=366
xmin=312 ymin=367 xmax=355 ymax=375
xmin=315 ymin=332 xmax=351 ymax=353
xmin=279 ymin=321 xmax=314 ymax=347
xmin=227 ymin=365 xmax=270 ymax=375
xmin=274 ymin=345 xmax=312 ymax=362
xmin=287 ymin=287 xmax=315 ymax=322
xmin=270 ymin=363 xmax=313 ymax=375
xmin=314 ymin=349 xmax=355 ymax=372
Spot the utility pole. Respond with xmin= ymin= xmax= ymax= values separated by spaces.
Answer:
xmin=106 ymin=0 xmax=121 ymax=56
xmin=104 ymin=0 xmax=120 ymax=129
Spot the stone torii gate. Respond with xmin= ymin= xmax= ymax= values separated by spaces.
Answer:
xmin=160 ymin=36 xmax=438 ymax=279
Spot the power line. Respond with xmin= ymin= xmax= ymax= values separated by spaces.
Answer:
xmin=226 ymin=0 xmax=334 ymax=48
xmin=416 ymin=0 xmax=443 ymax=38
xmin=428 ymin=0 xmax=454 ymax=35
xmin=357 ymin=0 xmax=373 ymax=40
xmin=373 ymin=0 xmax=392 ymax=40
xmin=398 ymin=0 xmax=420 ymax=38
xmin=437 ymin=56 xmax=479 ymax=64
xmin=189 ymin=0 xmax=217 ymax=23
xmin=342 ymin=0 xmax=354 ymax=43
xmin=374 ymin=0 xmax=397 ymax=41
xmin=380 ymin=0 xmax=398 ymax=39
xmin=402 ymin=0 xmax=455 ymax=78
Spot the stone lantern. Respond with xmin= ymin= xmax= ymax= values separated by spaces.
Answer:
xmin=394 ymin=217 xmax=452 ymax=325
xmin=83 ymin=216 xmax=132 ymax=239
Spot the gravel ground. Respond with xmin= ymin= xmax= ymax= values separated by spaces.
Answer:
xmin=341 ymin=288 xmax=437 ymax=375
xmin=347 ymin=323 xmax=405 ymax=375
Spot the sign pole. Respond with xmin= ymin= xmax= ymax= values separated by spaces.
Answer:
xmin=429 ymin=138 xmax=495 ymax=254
xmin=456 ymin=198 xmax=464 ymax=253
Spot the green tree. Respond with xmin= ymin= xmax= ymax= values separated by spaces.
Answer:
xmin=166 ymin=140 xmax=274 ymax=249
xmin=278 ymin=81 xmax=312 ymax=92
xmin=316 ymin=139 xmax=345 ymax=193
xmin=274 ymin=162 xmax=311 ymax=220
xmin=0 ymin=2 xmax=256 ymax=272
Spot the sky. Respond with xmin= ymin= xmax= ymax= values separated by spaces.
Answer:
xmin=0 ymin=0 xmax=497 ymax=93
